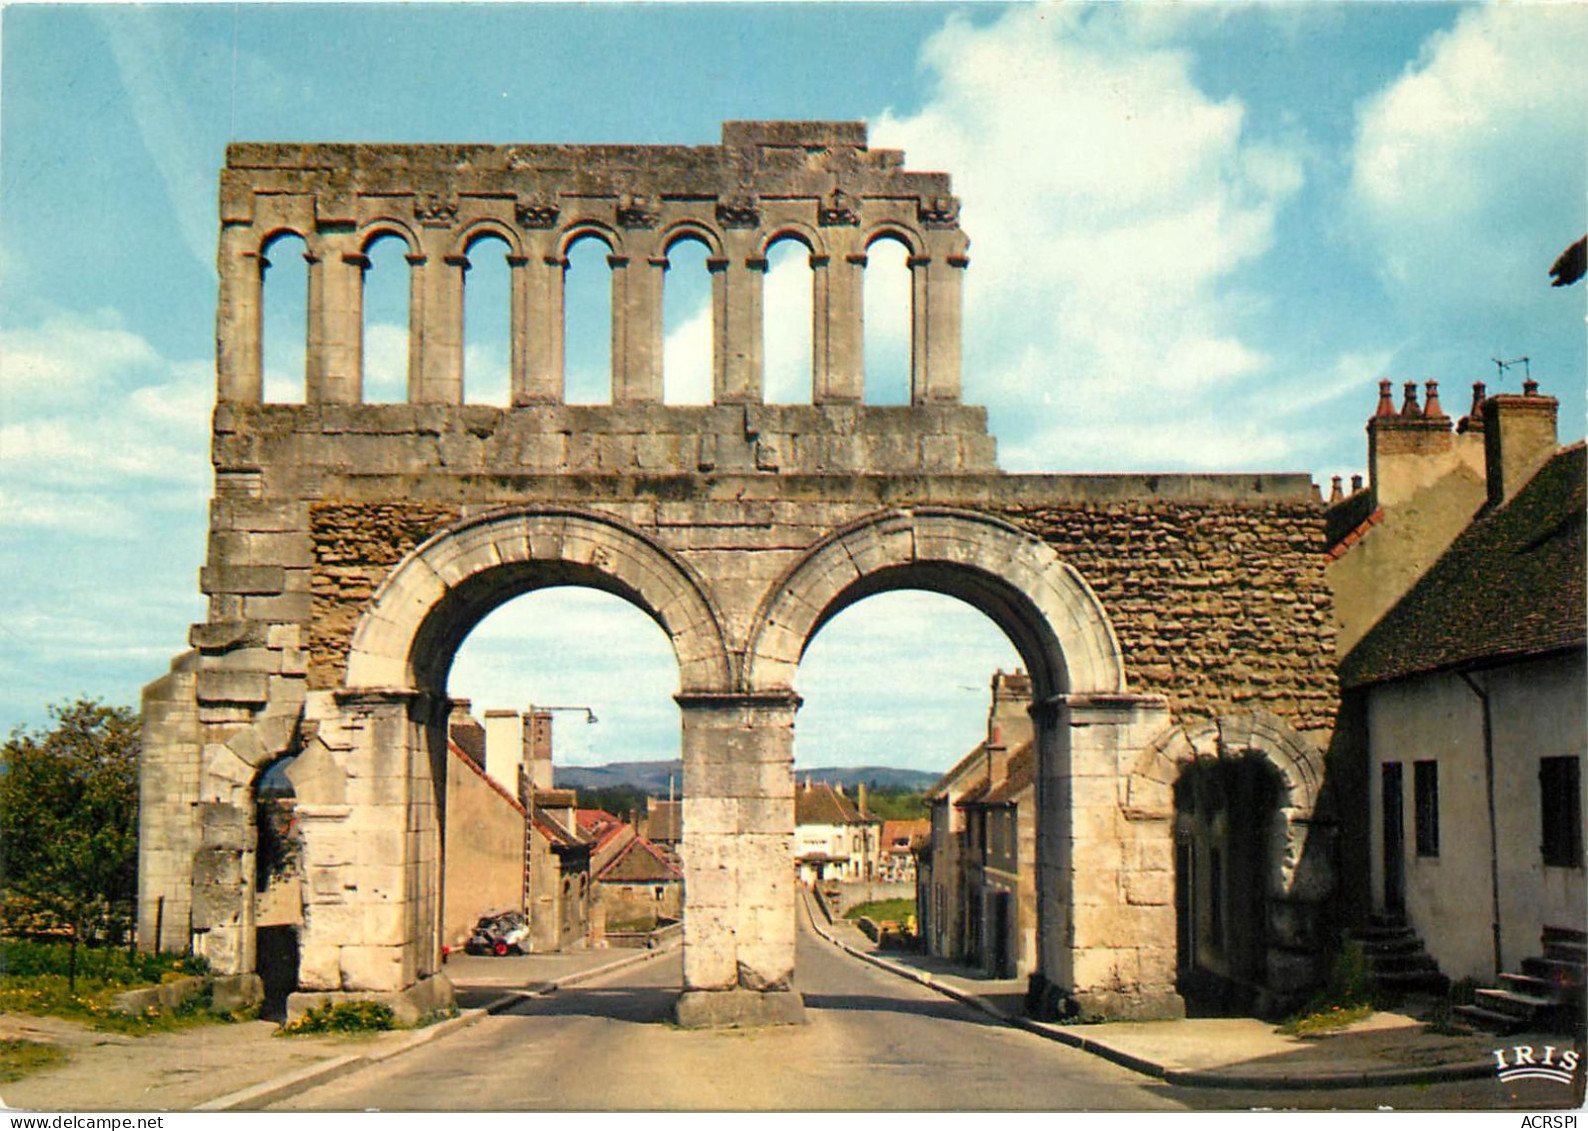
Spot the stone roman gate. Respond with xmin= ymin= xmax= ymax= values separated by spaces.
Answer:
xmin=139 ymin=121 xmax=1340 ymax=1027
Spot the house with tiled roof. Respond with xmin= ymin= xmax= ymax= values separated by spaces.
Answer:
xmin=915 ymin=669 xmax=1036 ymax=978
xmin=594 ymin=834 xmax=683 ymax=931
xmin=878 ymin=819 xmax=930 ymax=884
xmin=1335 ymin=380 xmax=1585 ymax=1026
xmin=441 ymin=703 xmax=527 ymax=947
xmin=794 ymin=780 xmax=881 ymax=884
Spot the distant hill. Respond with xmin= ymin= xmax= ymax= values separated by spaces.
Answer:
xmin=555 ymin=760 xmax=682 ymax=794
xmin=554 ymin=760 xmax=937 ymax=794
xmin=797 ymin=766 xmax=939 ymax=791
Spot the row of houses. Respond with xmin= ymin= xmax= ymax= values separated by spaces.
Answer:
xmin=792 ymin=779 xmax=927 ymax=887
xmin=913 ymin=379 xmax=1585 ymax=1024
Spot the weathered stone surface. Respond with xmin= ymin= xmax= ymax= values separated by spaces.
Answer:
xmin=674 ymin=988 xmax=807 ymax=1029
xmin=141 ymin=122 xmax=1340 ymax=1027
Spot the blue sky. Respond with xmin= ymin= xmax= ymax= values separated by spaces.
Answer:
xmin=2 ymin=3 xmax=1584 ymax=772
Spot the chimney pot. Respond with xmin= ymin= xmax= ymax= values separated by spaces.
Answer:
xmin=1400 ymin=381 xmax=1421 ymax=417
xmin=1523 ymin=378 xmax=1539 ymax=396
xmin=1329 ymin=476 xmax=1344 ymax=503
xmin=1350 ymin=474 xmax=1364 ymax=493
xmin=1423 ymin=380 xmax=1445 ymax=418
xmin=1374 ymin=379 xmax=1396 ymax=418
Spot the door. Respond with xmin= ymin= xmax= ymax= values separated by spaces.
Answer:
xmin=1381 ymin=762 xmax=1405 ymax=916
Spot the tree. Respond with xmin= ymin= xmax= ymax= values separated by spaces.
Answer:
xmin=0 ymin=699 xmax=140 ymax=988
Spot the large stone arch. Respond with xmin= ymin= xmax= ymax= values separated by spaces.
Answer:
xmin=1134 ymin=710 xmax=1335 ymax=1009
xmin=346 ymin=507 xmax=733 ymax=696
xmin=745 ymin=507 xmax=1125 ymax=699
xmin=744 ymin=508 xmax=1192 ymax=1023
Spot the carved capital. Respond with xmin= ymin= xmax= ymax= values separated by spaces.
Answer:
xmin=918 ymin=194 xmax=961 ymax=228
xmin=819 ymin=187 xmax=862 ymax=227
xmin=515 ymin=196 xmax=560 ymax=229
xmin=616 ymin=192 xmax=659 ymax=229
xmin=715 ymin=195 xmax=760 ymax=229
xmin=414 ymin=192 xmax=459 ymax=228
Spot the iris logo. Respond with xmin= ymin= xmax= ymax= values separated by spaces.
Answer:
xmin=1492 ymin=1044 xmax=1580 ymax=1085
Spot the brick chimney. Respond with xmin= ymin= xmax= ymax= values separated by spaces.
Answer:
xmin=1365 ymin=376 xmax=1465 ymax=508
xmin=1482 ymin=380 xmax=1559 ymax=508
xmin=526 ymin=709 xmax=554 ymax=791
xmin=985 ymin=669 xmax=1034 ymax=790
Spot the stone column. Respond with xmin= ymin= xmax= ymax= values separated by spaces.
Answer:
xmin=821 ymin=248 xmax=866 ymax=403
xmin=506 ymin=254 xmax=531 ymax=405
xmin=611 ymin=254 xmax=665 ymax=404
xmin=307 ymin=232 xmax=364 ymax=404
xmin=1031 ymin=692 xmax=1183 ymax=1022
xmin=288 ymin=690 xmax=446 ymax=997
xmin=217 ymin=227 xmax=263 ymax=403
xmin=717 ymin=246 xmax=765 ymax=404
xmin=674 ymin=691 xmax=806 ymax=1027
xmin=412 ymin=249 xmax=466 ymax=404
xmin=520 ymin=249 xmax=565 ymax=405
xmin=918 ymin=244 xmax=966 ymax=405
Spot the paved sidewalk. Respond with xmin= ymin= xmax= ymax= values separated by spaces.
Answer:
xmin=803 ymin=892 xmax=1572 ymax=1089
xmin=0 ymin=942 xmax=673 ymax=1113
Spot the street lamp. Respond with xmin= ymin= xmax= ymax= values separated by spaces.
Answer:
xmin=533 ymin=704 xmax=598 ymax=725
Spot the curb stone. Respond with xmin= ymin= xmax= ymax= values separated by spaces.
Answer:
xmin=198 ymin=939 xmax=680 ymax=1111
xmin=797 ymin=890 xmax=1497 ymax=1091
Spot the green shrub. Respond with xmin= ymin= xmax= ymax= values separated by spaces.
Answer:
xmin=1279 ymin=940 xmax=1374 ymax=1036
xmin=280 ymin=1000 xmax=397 ymax=1035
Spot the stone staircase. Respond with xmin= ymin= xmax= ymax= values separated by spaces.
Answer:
xmin=1350 ymin=915 xmax=1449 ymax=996
xmin=1456 ymin=926 xmax=1587 ymax=1036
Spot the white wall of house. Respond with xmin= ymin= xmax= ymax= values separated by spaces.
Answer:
xmin=1367 ymin=650 xmax=1586 ymax=983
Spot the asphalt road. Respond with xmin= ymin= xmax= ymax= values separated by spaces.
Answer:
xmin=270 ymin=918 xmax=1186 ymax=1112
xmin=266 ymin=915 xmax=1582 ymax=1113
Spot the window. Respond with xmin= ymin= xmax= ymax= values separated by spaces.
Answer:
xmin=1541 ymin=757 xmax=1583 ymax=868
xmin=1414 ymin=760 xmax=1439 ymax=858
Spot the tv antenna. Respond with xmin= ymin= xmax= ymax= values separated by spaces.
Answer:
xmin=1492 ymin=355 xmax=1530 ymax=386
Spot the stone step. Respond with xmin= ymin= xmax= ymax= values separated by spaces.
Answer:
xmin=1541 ymin=925 xmax=1587 ymax=945
xmin=1366 ymin=949 xmax=1441 ymax=973
xmin=1543 ymin=940 xmax=1587 ymax=964
xmin=1372 ymin=968 xmax=1450 ymax=994
xmin=1500 ymin=972 xmax=1562 ymax=999
xmin=1454 ymin=1003 xmax=1529 ymax=1036
xmin=1474 ymin=987 xmax=1557 ymax=1018
xmin=1523 ymin=956 xmax=1586 ymax=985
xmin=1358 ymin=934 xmax=1425 ymax=956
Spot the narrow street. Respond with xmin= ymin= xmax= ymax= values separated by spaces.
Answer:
xmin=268 ymin=912 xmax=1185 ymax=1112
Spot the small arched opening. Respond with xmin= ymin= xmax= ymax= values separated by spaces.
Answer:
xmin=862 ymin=234 xmax=912 ymax=405
xmin=259 ymin=231 xmax=308 ymax=404
xmin=662 ymin=233 xmax=715 ymax=405
xmin=361 ymin=232 xmax=413 ymax=403
xmin=763 ymin=235 xmax=815 ymax=405
xmin=563 ymin=233 xmax=615 ymax=405
xmin=461 ymin=231 xmax=513 ymax=406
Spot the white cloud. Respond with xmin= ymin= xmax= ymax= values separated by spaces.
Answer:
xmin=873 ymin=5 xmax=1306 ymax=469
xmin=1348 ymin=6 xmax=1588 ymax=316
xmin=662 ymin=303 xmax=713 ymax=406
xmin=0 ymin=313 xmax=210 ymax=532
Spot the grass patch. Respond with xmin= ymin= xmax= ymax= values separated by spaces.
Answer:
xmin=0 ymin=939 xmax=224 ymax=1034
xmin=0 ymin=1038 xmax=67 ymax=1083
xmin=279 ymin=1000 xmax=397 ymax=1035
xmin=1279 ymin=1001 xmax=1373 ymax=1036
xmin=843 ymin=898 xmax=915 ymax=923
